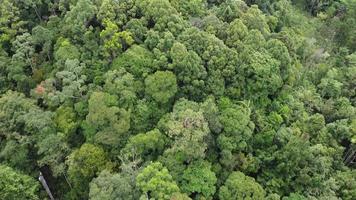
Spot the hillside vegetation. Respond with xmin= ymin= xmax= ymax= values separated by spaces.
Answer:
xmin=0 ymin=0 xmax=355 ymax=199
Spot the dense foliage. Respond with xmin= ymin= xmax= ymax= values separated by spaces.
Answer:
xmin=0 ymin=0 xmax=355 ymax=199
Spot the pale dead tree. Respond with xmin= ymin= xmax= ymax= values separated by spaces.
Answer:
xmin=39 ymin=172 xmax=55 ymax=200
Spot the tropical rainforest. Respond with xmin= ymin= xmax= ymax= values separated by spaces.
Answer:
xmin=0 ymin=0 xmax=355 ymax=199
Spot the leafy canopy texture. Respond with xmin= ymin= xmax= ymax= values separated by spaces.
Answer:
xmin=145 ymin=71 xmax=178 ymax=104
xmin=0 ymin=165 xmax=39 ymax=200
xmin=0 ymin=0 xmax=355 ymax=199
xmin=219 ymin=171 xmax=266 ymax=200
xmin=136 ymin=162 xmax=180 ymax=200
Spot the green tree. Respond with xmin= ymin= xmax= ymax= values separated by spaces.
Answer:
xmin=103 ymin=68 xmax=141 ymax=109
xmin=282 ymin=193 xmax=307 ymax=200
xmin=334 ymin=170 xmax=356 ymax=200
xmin=125 ymin=19 xmax=149 ymax=43
xmin=213 ymin=0 xmax=248 ymax=22
xmin=0 ymin=140 xmax=31 ymax=172
xmin=37 ymin=133 xmax=70 ymax=177
xmin=294 ymin=0 xmax=336 ymax=16
xmin=219 ymin=171 xmax=266 ymax=200
xmin=0 ymin=49 xmax=10 ymax=93
xmin=226 ymin=19 xmax=248 ymax=49
xmin=112 ymin=45 xmax=154 ymax=78
xmin=170 ymin=42 xmax=207 ymax=100
xmin=265 ymin=38 xmax=292 ymax=82
xmin=170 ymin=192 xmax=192 ymax=200
xmin=170 ymin=0 xmax=206 ymax=18
xmin=0 ymin=91 xmax=56 ymax=172
xmin=32 ymin=25 xmax=54 ymax=60
xmin=54 ymin=38 xmax=80 ymax=62
xmin=145 ymin=71 xmax=178 ymax=104
xmin=241 ymin=5 xmax=270 ymax=35
xmin=332 ymin=0 xmax=356 ymax=51
xmin=0 ymin=0 xmax=26 ymax=48
xmin=178 ymin=27 xmax=239 ymax=96
xmin=121 ymin=129 xmax=167 ymax=162
xmin=318 ymin=69 xmax=343 ymax=98
xmin=89 ymin=170 xmax=136 ymax=200
xmin=100 ymin=19 xmax=134 ymax=59
xmin=55 ymin=105 xmax=79 ymax=140
xmin=217 ymin=98 xmax=255 ymax=171
xmin=0 ymin=165 xmax=39 ymax=200
xmin=66 ymin=143 xmax=110 ymax=199
xmin=239 ymin=48 xmax=283 ymax=105
xmin=84 ymin=91 xmax=130 ymax=146
xmin=200 ymin=96 xmax=222 ymax=134
xmin=158 ymin=99 xmax=210 ymax=161
xmin=181 ymin=160 xmax=217 ymax=198
xmin=62 ymin=0 xmax=96 ymax=41
xmin=8 ymin=33 xmax=35 ymax=92
xmin=0 ymin=91 xmax=36 ymax=138
xmin=97 ymin=0 xmax=118 ymax=21
xmin=55 ymin=59 xmax=87 ymax=103
xmin=137 ymin=0 xmax=187 ymax=35
xmin=11 ymin=33 xmax=34 ymax=69
xmin=258 ymin=128 xmax=341 ymax=197
xmin=130 ymin=99 xmax=167 ymax=133
xmin=0 ymin=1 xmax=355 ymax=199
xmin=136 ymin=162 xmax=180 ymax=200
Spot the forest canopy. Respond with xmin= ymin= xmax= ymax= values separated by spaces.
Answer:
xmin=0 ymin=0 xmax=355 ymax=200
